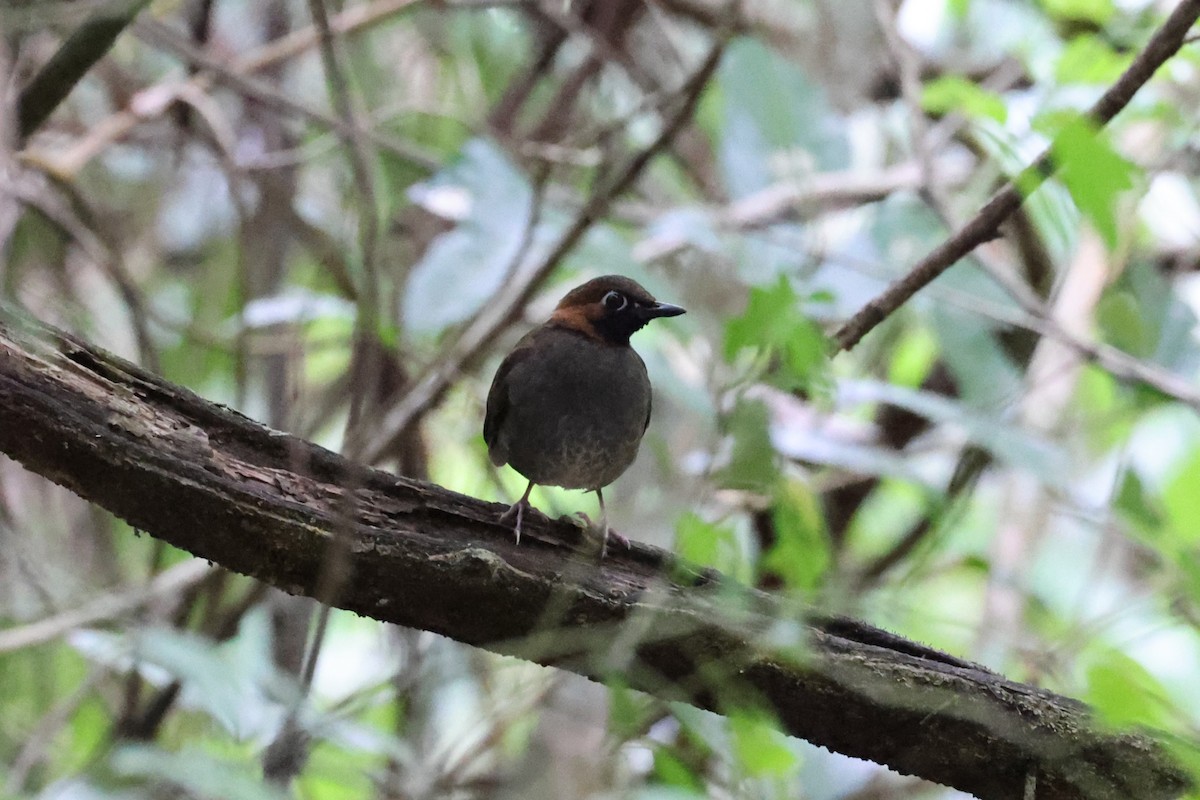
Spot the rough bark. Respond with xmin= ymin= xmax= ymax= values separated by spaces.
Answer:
xmin=0 ymin=307 xmax=1189 ymax=800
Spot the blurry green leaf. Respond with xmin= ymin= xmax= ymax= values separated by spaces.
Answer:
xmin=842 ymin=380 xmax=1066 ymax=485
xmin=724 ymin=276 xmax=830 ymax=391
xmin=134 ymin=629 xmax=247 ymax=734
xmin=729 ymin=712 xmax=799 ymax=778
xmin=1039 ymin=114 xmax=1136 ymax=247
xmin=1040 ymin=0 xmax=1114 ymax=24
xmin=761 ymin=481 xmax=830 ymax=592
xmin=675 ymin=512 xmax=740 ymax=573
xmin=130 ymin=619 xmax=280 ymax=738
xmin=888 ymin=326 xmax=938 ymax=388
xmin=716 ymin=38 xmax=848 ymax=197
xmin=653 ymin=748 xmax=706 ymax=792
xmin=948 ymin=0 xmax=971 ymax=18
xmin=719 ymin=399 xmax=779 ymax=491
xmin=609 ymin=680 xmax=655 ymax=739
xmin=301 ymin=740 xmax=380 ymax=800
xmin=1084 ymin=648 xmax=1171 ymax=729
xmin=846 ymin=479 xmax=926 ymax=560
xmin=931 ymin=306 xmax=1023 ymax=409
xmin=1076 ymin=366 xmax=1133 ymax=451
xmin=1056 ymin=35 xmax=1132 ymax=84
xmin=1163 ymin=447 xmax=1200 ymax=545
xmin=403 ymin=138 xmax=537 ymax=333
xmin=1097 ymin=290 xmax=1150 ymax=356
xmin=1123 ymin=260 xmax=1200 ymax=373
xmin=921 ymin=76 xmax=1007 ymax=123
xmin=113 ymin=744 xmax=287 ymax=800
xmin=970 ymin=114 xmax=1079 ymax=259
xmin=1164 ymin=736 xmax=1200 ymax=792
xmin=1115 ymin=467 xmax=1164 ymax=538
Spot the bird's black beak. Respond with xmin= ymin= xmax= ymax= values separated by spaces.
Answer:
xmin=642 ymin=302 xmax=686 ymax=319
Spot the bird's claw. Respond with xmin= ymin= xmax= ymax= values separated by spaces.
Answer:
xmin=600 ymin=528 xmax=631 ymax=559
xmin=499 ymin=499 xmax=528 ymax=545
xmin=561 ymin=511 xmax=592 ymax=529
xmin=558 ymin=511 xmax=629 ymax=558
xmin=606 ymin=529 xmax=631 ymax=550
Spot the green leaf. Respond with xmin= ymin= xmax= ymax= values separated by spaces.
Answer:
xmin=1097 ymin=290 xmax=1150 ymax=356
xmin=887 ymin=326 xmax=938 ymax=388
xmin=653 ymin=748 xmax=705 ymax=792
xmin=674 ymin=512 xmax=741 ymax=574
xmin=729 ymin=712 xmax=800 ymax=778
xmin=921 ymin=76 xmax=1007 ymax=123
xmin=1163 ymin=447 xmax=1200 ymax=545
xmin=1041 ymin=114 xmax=1136 ymax=247
xmin=1056 ymin=35 xmax=1132 ymax=84
xmin=931 ymin=306 xmax=1023 ymax=408
xmin=403 ymin=138 xmax=538 ymax=333
xmin=716 ymin=39 xmax=849 ymax=197
xmin=1164 ymin=737 xmax=1200 ymax=792
xmin=1039 ymin=0 xmax=1115 ymax=24
xmin=719 ymin=399 xmax=779 ymax=492
xmin=1084 ymin=647 xmax=1171 ymax=729
xmin=845 ymin=380 xmax=1065 ymax=484
xmin=113 ymin=744 xmax=288 ymax=800
xmin=609 ymin=680 xmax=654 ymax=739
xmin=761 ymin=481 xmax=830 ymax=592
xmin=723 ymin=275 xmax=830 ymax=391
xmin=1115 ymin=467 xmax=1164 ymax=539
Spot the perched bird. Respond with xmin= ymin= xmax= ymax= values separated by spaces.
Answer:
xmin=484 ymin=275 xmax=685 ymax=555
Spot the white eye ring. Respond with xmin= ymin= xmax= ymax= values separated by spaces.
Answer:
xmin=602 ymin=291 xmax=627 ymax=311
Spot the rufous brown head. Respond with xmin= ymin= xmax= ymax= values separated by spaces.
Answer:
xmin=549 ymin=275 xmax=685 ymax=346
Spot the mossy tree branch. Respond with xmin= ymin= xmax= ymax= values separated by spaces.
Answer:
xmin=0 ymin=308 xmax=1189 ymax=800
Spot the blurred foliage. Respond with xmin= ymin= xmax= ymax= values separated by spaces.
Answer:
xmin=3 ymin=0 xmax=1200 ymax=798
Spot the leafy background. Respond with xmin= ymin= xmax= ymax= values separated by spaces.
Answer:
xmin=2 ymin=0 xmax=1200 ymax=797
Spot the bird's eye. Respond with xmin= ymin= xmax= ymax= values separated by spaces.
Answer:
xmin=602 ymin=291 xmax=627 ymax=311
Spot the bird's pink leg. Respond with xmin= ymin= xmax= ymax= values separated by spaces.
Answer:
xmin=500 ymin=480 xmax=535 ymax=544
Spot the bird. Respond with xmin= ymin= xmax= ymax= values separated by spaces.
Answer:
xmin=484 ymin=275 xmax=685 ymax=556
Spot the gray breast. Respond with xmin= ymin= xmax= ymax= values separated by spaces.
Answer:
xmin=498 ymin=333 xmax=651 ymax=490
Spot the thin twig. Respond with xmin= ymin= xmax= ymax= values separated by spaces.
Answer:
xmin=633 ymin=156 xmax=973 ymax=262
xmin=268 ymin=0 xmax=379 ymax=739
xmin=131 ymin=17 xmax=437 ymax=171
xmin=303 ymin=0 xmax=384 ymax=447
xmin=50 ymin=0 xmax=542 ymax=175
xmin=833 ymin=0 xmax=1200 ymax=352
xmin=832 ymin=245 xmax=1200 ymax=409
xmin=17 ymin=0 xmax=153 ymax=139
xmin=5 ymin=168 xmax=160 ymax=370
xmin=0 ymin=559 xmax=214 ymax=653
xmin=873 ymin=0 xmax=945 ymax=211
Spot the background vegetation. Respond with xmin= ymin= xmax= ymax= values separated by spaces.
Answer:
xmin=2 ymin=0 xmax=1199 ymax=797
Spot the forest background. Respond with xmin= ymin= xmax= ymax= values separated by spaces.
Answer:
xmin=2 ymin=0 xmax=1200 ymax=798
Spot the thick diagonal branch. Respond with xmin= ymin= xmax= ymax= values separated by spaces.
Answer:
xmin=0 ymin=310 xmax=1188 ymax=800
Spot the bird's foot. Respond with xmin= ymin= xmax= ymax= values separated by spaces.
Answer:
xmin=605 ymin=528 xmax=631 ymax=551
xmin=499 ymin=499 xmax=529 ymax=545
xmin=600 ymin=527 xmax=631 ymax=559
xmin=564 ymin=511 xmax=592 ymax=528
xmin=561 ymin=511 xmax=629 ymax=558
